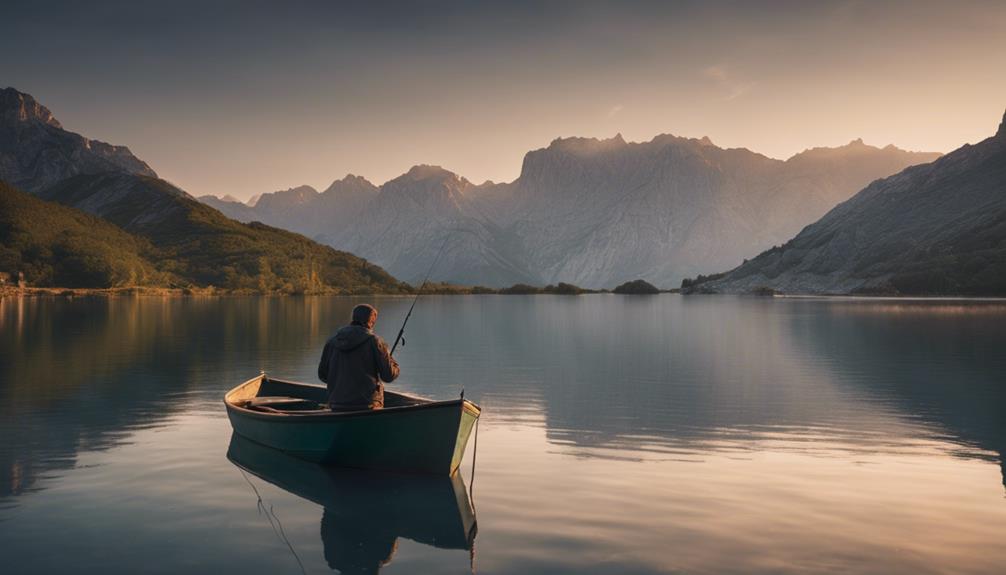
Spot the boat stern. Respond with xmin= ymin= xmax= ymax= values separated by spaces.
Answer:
xmin=450 ymin=400 xmax=482 ymax=474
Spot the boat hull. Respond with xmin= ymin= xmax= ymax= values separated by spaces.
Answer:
xmin=224 ymin=375 xmax=480 ymax=475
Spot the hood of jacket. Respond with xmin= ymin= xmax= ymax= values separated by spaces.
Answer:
xmin=333 ymin=324 xmax=374 ymax=352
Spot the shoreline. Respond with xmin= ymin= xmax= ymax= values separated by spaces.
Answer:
xmin=0 ymin=286 xmax=425 ymax=298
xmin=2 ymin=285 xmax=1002 ymax=300
xmin=0 ymin=286 xmax=647 ymax=298
xmin=2 ymin=286 xmax=212 ymax=298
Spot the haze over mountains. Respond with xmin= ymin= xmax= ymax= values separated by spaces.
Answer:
xmin=687 ymin=110 xmax=1006 ymax=296
xmin=204 ymin=134 xmax=939 ymax=288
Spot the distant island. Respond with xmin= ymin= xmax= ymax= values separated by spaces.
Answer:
xmin=613 ymin=279 xmax=661 ymax=294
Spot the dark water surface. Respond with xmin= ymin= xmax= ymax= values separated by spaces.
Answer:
xmin=2 ymin=295 xmax=1005 ymax=574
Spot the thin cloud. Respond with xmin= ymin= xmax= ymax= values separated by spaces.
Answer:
xmin=608 ymin=103 xmax=625 ymax=118
xmin=703 ymin=65 xmax=756 ymax=101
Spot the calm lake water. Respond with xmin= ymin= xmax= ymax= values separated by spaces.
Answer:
xmin=2 ymin=295 xmax=1005 ymax=574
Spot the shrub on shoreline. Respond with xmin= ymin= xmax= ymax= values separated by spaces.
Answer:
xmin=613 ymin=279 xmax=660 ymax=294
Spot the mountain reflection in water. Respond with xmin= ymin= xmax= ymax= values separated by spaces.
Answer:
xmin=399 ymin=296 xmax=1006 ymax=486
xmin=226 ymin=434 xmax=477 ymax=574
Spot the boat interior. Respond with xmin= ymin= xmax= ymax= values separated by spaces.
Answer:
xmin=227 ymin=375 xmax=432 ymax=414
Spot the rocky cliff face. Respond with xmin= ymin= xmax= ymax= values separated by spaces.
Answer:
xmin=198 ymin=193 xmax=258 ymax=221
xmin=0 ymin=87 xmax=156 ymax=193
xmin=38 ymin=172 xmax=194 ymax=234
xmin=306 ymin=176 xmax=381 ymax=244
xmin=333 ymin=166 xmax=537 ymax=286
xmin=204 ymin=176 xmax=380 ymax=244
xmin=692 ymin=109 xmax=1006 ymax=295
xmin=497 ymin=135 xmax=942 ymax=287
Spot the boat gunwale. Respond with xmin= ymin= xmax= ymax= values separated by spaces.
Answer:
xmin=224 ymin=375 xmax=482 ymax=422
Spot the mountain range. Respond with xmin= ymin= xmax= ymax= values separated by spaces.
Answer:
xmin=0 ymin=88 xmax=404 ymax=293
xmin=203 ymin=133 xmax=939 ymax=288
xmin=7 ymin=85 xmax=999 ymax=296
xmin=683 ymin=110 xmax=1006 ymax=296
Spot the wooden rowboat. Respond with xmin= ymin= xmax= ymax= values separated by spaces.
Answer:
xmin=224 ymin=374 xmax=481 ymax=475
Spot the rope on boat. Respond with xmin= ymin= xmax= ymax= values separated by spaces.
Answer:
xmin=469 ymin=415 xmax=480 ymax=574
xmin=470 ymin=416 xmax=480 ymax=500
xmin=238 ymin=468 xmax=308 ymax=575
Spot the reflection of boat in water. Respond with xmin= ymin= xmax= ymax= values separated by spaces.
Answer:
xmin=227 ymin=433 xmax=478 ymax=573
xmin=225 ymin=374 xmax=481 ymax=475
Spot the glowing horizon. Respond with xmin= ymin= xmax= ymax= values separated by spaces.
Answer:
xmin=3 ymin=0 xmax=1004 ymax=201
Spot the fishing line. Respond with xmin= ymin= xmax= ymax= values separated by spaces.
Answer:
xmin=238 ymin=468 xmax=308 ymax=575
xmin=390 ymin=232 xmax=452 ymax=355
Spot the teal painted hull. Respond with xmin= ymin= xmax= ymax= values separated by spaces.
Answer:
xmin=225 ymin=375 xmax=481 ymax=475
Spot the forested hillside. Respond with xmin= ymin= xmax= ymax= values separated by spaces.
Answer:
xmin=0 ymin=181 xmax=167 ymax=288
xmin=2 ymin=178 xmax=408 ymax=293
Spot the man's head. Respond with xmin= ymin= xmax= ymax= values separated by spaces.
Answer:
xmin=351 ymin=304 xmax=378 ymax=330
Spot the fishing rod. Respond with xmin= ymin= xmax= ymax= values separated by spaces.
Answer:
xmin=389 ymin=234 xmax=451 ymax=356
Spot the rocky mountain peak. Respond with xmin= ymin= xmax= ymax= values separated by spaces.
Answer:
xmin=1 ymin=87 xmax=62 ymax=128
xmin=280 ymin=184 xmax=319 ymax=199
xmin=254 ymin=185 xmax=318 ymax=210
xmin=785 ymin=140 xmax=940 ymax=170
xmin=998 ymin=108 xmax=1006 ymax=138
xmin=380 ymin=165 xmax=472 ymax=210
xmin=401 ymin=164 xmax=460 ymax=182
xmin=790 ymin=139 xmax=881 ymax=161
xmin=546 ymin=134 xmax=628 ymax=155
xmin=341 ymin=174 xmax=372 ymax=185
xmin=392 ymin=165 xmax=472 ymax=194
xmin=322 ymin=174 xmax=378 ymax=196
xmin=1 ymin=87 xmax=157 ymax=193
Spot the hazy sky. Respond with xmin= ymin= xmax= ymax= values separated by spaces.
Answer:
xmin=3 ymin=0 xmax=1005 ymax=200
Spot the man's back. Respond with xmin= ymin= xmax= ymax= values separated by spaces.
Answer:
xmin=318 ymin=323 xmax=399 ymax=411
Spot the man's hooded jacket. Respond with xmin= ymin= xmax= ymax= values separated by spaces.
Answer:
xmin=318 ymin=324 xmax=399 ymax=410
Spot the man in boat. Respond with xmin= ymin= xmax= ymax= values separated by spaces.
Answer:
xmin=318 ymin=303 xmax=400 ymax=411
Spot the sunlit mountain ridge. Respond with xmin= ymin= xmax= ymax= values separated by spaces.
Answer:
xmin=204 ymin=133 xmax=939 ymax=288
